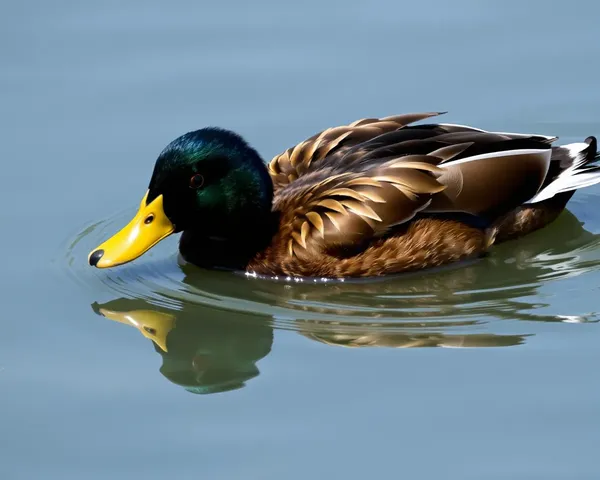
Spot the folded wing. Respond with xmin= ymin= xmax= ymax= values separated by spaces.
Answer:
xmin=271 ymin=112 xmax=557 ymax=256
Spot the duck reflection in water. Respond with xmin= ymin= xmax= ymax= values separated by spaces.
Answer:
xmin=92 ymin=297 xmax=527 ymax=395
xmin=90 ymin=209 xmax=600 ymax=394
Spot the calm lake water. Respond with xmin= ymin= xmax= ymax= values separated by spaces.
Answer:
xmin=2 ymin=1 xmax=600 ymax=478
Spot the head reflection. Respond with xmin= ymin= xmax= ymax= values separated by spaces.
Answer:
xmin=93 ymin=299 xmax=273 ymax=395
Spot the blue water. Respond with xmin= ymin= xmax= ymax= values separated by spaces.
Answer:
xmin=2 ymin=1 xmax=600 ymax=478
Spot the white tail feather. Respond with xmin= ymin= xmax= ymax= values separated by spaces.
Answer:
xmin=527 ymin=142 xmax=600 ymax=203
xmin=527 ymin=170 xmax=600 ymax=203
xmin=563 ymin=143 xmax=589 ymax=170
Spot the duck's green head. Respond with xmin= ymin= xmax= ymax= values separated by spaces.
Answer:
xmin=88 ymin=128 xmax=273 ymax=268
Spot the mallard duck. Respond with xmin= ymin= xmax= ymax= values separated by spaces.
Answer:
xmin=88 ymin=112 xmax=600 ymax=277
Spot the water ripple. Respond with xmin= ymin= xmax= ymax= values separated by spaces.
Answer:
xmin=62 ymin=206 xmax=600 ymax=342
xmin=53 ymin=204 xmax=600 ymax=394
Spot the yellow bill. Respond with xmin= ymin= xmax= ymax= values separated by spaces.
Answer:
xmin=89 ymin=191 xmax=175 ymax=268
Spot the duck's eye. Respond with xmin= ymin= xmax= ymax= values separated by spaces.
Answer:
xmin=189 ymin=174 xmax=204 ymax=189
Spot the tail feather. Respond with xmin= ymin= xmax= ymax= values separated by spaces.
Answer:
xmin=527 ymin=136 xmax=600 ymax=203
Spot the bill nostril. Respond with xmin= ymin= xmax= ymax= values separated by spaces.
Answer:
xmin=89 ymin=249 xmax=104 ymax=266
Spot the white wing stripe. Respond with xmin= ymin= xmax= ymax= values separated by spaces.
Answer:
xmin=440 ymin=148 xmax=551 ymax=167
xmin=437 ymin=124 xmax=556 ymax=141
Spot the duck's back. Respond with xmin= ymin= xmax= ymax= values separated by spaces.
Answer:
xmin=254 ymin=112 xmax=599 ymax=277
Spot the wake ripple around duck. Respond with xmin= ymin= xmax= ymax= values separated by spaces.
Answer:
xmin=61 ymin=204 xmax=600 ymax=348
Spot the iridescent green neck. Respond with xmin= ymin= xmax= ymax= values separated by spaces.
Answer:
xmin=144 ymin=128 xmax=278 ymax=268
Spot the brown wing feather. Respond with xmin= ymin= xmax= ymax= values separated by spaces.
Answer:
xmin=429 ymin=149 xmax=552 ymax=217
xmin=273 ymin=156 xmax=446 ymax=257
xmin=268 ymin=112 xmax=444 ymax=190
